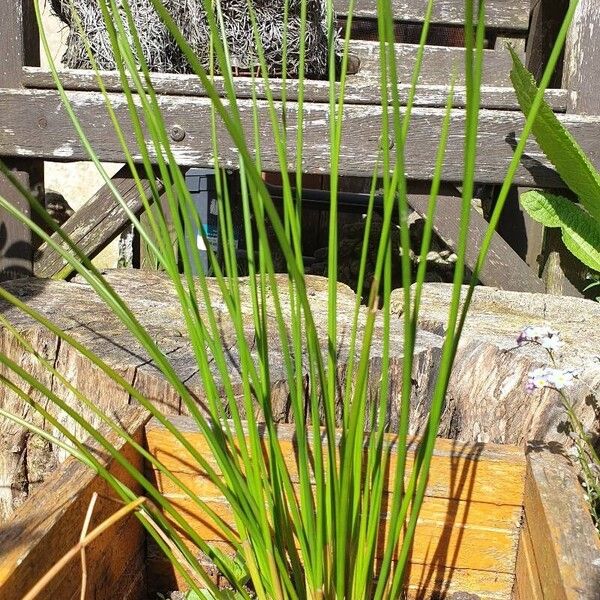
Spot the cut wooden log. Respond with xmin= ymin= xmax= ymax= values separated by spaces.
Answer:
xmin=0 ymin=269 xmax=442 ymax=520
xmin=33 ymin=166 xmax=164 ymax=278
xmin=391 ymin=284 xmax=600 ymax=446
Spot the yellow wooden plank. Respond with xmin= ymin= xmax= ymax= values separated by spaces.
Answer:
xmin=156 ymin=492 xmax=521 ymax=572
xmin=404 ymin=562 xmax=515 ymax=600
xmin=144 ymin=416 xmax=526 ymax=595
xmin=513 ymin=516 xmax=544 ymax=600
xmin=145 ymin=416 xmax=526 ymax=505
xmin=147 ymin=537 xmax=516 ymax=600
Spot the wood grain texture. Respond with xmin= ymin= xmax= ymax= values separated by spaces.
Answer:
xmin=0 ymin=270 xmax=443 ymax=516
xmin=333 ymin=0 xmax=531 ymax=29
xmin=2 ymin=89 xmax=598 ymax=186
xmin=389 ymin=283 xmax=600 ymax=449
xmin=34 ymin=166 xmax=164 ymax=278
xmin=0 ymin=407 xmax=149 ymax=600
xmin=22 ymin=42 xmax=568 ymax=109
xmin=513 ymin=516 xmax=544 ymax=600
xmin=0 ymin=1 xmax=43 ymax=281
xmin=564 ymin=0 xmax=600 ymax=115
xmin=145 ymin=416 xmax=525 ymax=596
xmin=407 ymin=184 xmax=546 ymax=293
xmin=147 ymin=415 xmax=527 ymax=503
xmin=148 ymin=544 xmax=517 ymax=600
xmin=514 ymin=447 xmax=600 ymax=599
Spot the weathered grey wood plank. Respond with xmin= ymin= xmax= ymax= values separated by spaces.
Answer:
xmin=564 ymin=0 xmax=600 ymax=115
xmin=22 ymin=65 xmax=568 ymax=111
xmin=334 ymin=0 xmax=530 ymax=29
xmin=407 ymin=184 xmax=547 ymax=293
xmin=2 ymin=88 xmax=598 ymax=186
xmin=33 ymin=166 xmax=164 ymax=279
xmin=0 ymin=1 xmax=43 ymax=281
xmin=519 ymin=448 xmax=600 ymax=599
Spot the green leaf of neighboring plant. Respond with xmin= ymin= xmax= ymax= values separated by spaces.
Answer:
xmin=521 ymin=190 xmax=600 ymax=271
xmin=509 ymin=46 xmax=600 ymax=223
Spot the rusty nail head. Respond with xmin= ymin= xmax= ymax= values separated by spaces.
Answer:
xmin=38 ymin=117 xmax=48 ymax=129
xmin=170 ymin=125 xmax=186 ymax=142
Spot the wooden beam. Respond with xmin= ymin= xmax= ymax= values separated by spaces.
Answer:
xmin=514 ymin=447 xmax=600 ymax=599
xmin=2 ymin=89 xmax=599 ymax=187
xmin=0 ymin=0 xmax=43 ymax=281
xmin=33 ymin=166 xmax=164 ymax=279
xmin=334 ymin=0 xmax=531 ymax=30
xmin=564 ymin=0 xmax=600 ymax=115
xmin=407 ymin=184 xmax=546 ymax=293
xmin=0 ymin=407 xmax=150 ymax=600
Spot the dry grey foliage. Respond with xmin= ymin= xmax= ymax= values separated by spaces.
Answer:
xmin=50 ymin=0 xmax=337 ymax=78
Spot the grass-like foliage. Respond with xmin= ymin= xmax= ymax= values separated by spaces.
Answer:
xmin=0 ymin=0 xmax=580 ymax=597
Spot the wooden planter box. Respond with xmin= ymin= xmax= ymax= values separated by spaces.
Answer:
xmin=1 ymin=408 xmax=598 ymax=600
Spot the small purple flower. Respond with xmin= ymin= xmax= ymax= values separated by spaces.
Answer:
xmin=526 ymin=366 xmax=578 ymax=393
xmin=517 ymin=325 xmax=563 ymax=351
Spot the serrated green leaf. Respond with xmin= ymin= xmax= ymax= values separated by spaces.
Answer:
xmin=562 ymin=228 xmax=600 ymax=273
xmin=520 ymin=190 xmax=600 ymax=271
xmin=509 ymin=46 xmax=600 ymax=223
xmin=520 ymin=190 xmax=565 ymax=227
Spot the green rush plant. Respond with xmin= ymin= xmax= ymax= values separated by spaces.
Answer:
xmin=0 ymin=0 xmax=580 ymax=598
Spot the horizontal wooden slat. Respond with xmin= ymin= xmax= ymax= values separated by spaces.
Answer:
xmin=145 ymin=416 xmax=524 ymax=595
xmin=155 ymin=493 xmax=521 ymax=572
xmin=146 ymin=416 xmax=526 ymax=503
xmin=2 ymin=88 xmax=595 ymax=186
xmin=22 ymin=52 xmax=568 ymax=110
xmin=334 ymin=0 xmax=531 ymax=30
xmin=25 ymin=43 xmax=514 ymax=88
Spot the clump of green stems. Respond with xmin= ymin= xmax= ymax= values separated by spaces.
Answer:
xmin=0 ymin=0 xmax=580 ymax=598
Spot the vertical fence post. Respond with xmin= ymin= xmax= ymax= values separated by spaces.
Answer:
xmin=540 ymin=0 xmax=600 ymax=295
xmin=0 ymin=0 xmax=44 ymax=281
